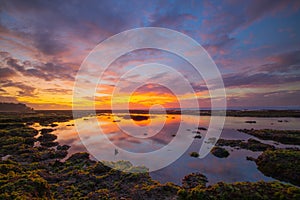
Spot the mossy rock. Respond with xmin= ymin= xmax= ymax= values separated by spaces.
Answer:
xmin=0 ymin=172 xmax=53 ymax=199
xmin=134 ymin=182 xmax=180 ymax=200
xmin=216 ymin=138 xmax=274 ymax=152
xmin=238 ymin=129 xmax=300 ymax=145
xmin=255 ymin=149 xmax=300 ymax=186
xmin=41 ymin=141 xmax=59 ymax=147
xmin=178 ymin=181 xmax=300 ymax=200
xmin=37 ymin=133 xmax=57 ymax=142
xmin=57 ymin=144 xmax=70 ymax=150
xmin=211 ymin=147 xmax=229 ymax=158
xmin=182 ymin=173 xmax=208 ymax=189
xmin=40 ymin=128 xmax=55 ymax=135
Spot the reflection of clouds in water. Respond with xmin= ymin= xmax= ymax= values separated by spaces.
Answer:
xmin=36 ymin=114 xmax=297 ymax=184
xmin=94 ymin=114 xmax=182 ymax=154
xmin=59 ymin=137 xmax=78 ymax=145
xmin=186 ymin=149 xmax=275 ymax=184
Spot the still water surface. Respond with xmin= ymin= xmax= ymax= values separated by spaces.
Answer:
xmin=32 ymin=114 xmax=300 ymax=185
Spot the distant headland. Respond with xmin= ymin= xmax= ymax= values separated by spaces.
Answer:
xmin=0 ymin=102 xmax=34 ymax=113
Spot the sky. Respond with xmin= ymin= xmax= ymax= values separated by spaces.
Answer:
xmin=0 ymin=0 xmax=300 ymax=110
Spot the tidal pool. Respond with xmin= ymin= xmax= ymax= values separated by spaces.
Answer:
xmin=32 ymin=114 xmax=300 ymax=185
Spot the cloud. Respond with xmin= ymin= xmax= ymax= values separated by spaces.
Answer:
xmin=131 ymin=83 xmax=174 ymax=95
xmin=223 ymin=72 xmax=300 ymax=88
xmin=0 ymin=0 xmax=152 ymax=56
xmin=1 ymin=52 xmax=76 ymax=81
xmin=0 ymin=95 xmax=18 ymax=103
xmin=221 ymin=49 xmax=300 ymax=88
xmin=0 ymin=67 xmax=16 ymax=78
xmin=200 ymin=0 xmax=300 ymax=56
xmin=32 ymin=31 xmax=70 ymax=56
xmin=0 ymin=80 xmax=36 ymax=96
xmin=244 ymin=0 xmax=300 ymax=24
xmin=227 ymin=90 xmax=300 ymax=107
xmin=0 ymin=0 xmax=299 ymax=109
xmin=151 ymin=12 xmax=197 ymax=28
xmin=42 ymin=88 xmax=72 ymax=94
xmin=260 ymin=50 xmax=300 ymax=73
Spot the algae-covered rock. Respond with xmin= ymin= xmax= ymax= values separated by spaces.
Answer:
xmin=211 ymin=146 xmax=229 ymax=158
xmin=238 ymin=129 xmax=300 ymax=145
xmin=178 ymin=181 xmax=300 ymax=200
xmin=216 ymin=138 xmax=275 ymax=151
xmin=37 ymin=133 xmax=57 ymax=142
xmin=57 ymin=144 xmax=70 ymax=150
xmin=255 ymin=149 xmax=300 ymax=186
xmin=182 ymin=173 xmax=208 ymax=189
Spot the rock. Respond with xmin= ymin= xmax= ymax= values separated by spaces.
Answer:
xmin=255 ymin=149 xmax=300 ymax=186
xmin=240 ymin=138 xmax=275 ymax=151
xmin=178 ymin=181 xmax=300 ymax=200
xmin=246 ymin=156 xmax=256 ymax=161
xmin=245 ymin=120 xmax=256 ymax=124
xmin=67 ymin=152 xmax=90 ymax=163
xmin=41 ymin=141 xmax=59 ymax=147
xmin=57 ymin=144 xmax=70 ymax=150
xmin=211 ymin=147 xmax=229 ymax=158
xmin=189 ymin=152 xmax=199 ymax=158
xmin=129 ymin=115 xmax=149 ymax=121
xmin=194 ymin=135 xmax=202 ymax=139
xmin=92 ymin=162 xmax=111 ymax=174
xmin=182 ymin=173 xmax=208 ymax=189
xmin=37 ymin=133 xmax=57 ymax=142
xmin=40 ymin=128 xmax=54 ymax=135
xmin=216 ymin=138 xmax=275 ymax=152
xmin=238 ymin=129 xmax=300 ymax=145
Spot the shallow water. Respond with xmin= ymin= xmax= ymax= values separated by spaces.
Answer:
xmin=32 ymin=114 xmax=300 ymax=186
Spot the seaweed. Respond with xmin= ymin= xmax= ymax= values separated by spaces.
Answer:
xmin=255 ymin=149 xmax=300 ymax=186
xmin=238 ymin=129 xmax=300 ymax=145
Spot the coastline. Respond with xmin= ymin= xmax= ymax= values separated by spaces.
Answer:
xmin=0 ymin=111 xmax=299 ymax=199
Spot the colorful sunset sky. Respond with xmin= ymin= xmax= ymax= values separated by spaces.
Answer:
xmin=0 ymin=0 xmax=300 ymax=110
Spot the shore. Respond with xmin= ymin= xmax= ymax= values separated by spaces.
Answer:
xmin=0 ymin=111 xmax=299 ymax=199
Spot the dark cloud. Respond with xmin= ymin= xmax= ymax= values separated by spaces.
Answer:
xmin=1 ymin=52 xmax=76 ymax=81
xmin=1 ymin=0 xmax=298 ymax=58
xmin=43 ymin=88 xmax=72 ymax=94
xmin=260 ymin=50 xmax=300 ymax=73
xmin=227 ymin=90 xmax=300 ymax=107
xmin=0 ymin=67 xmax=16 ymax=78
xmin=244 ymin=0 xmax=296 ymax=24
xmin=221 ymin=49 xmax=300 ymax=88
xmin=32 ymin=31 xmax=69 ymax=55
xmin=190 ymin=82 xmax=208 ymax=93
xmin=0 ymin=95 xmax=18 ymax=103
xmin=223 ymin=72 xmax=300 ymax=88
xmin=0 ymin=0 xmax=150 ymax=56
xmin=0 ymin=80 xmax=36 ymax=96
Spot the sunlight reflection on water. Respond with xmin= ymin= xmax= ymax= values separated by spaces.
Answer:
xmin=35 ymin=114 xmax=300 ymax=185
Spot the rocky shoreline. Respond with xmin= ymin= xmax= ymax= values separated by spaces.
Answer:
xmin=0 ymin=111 xmax=299 ymax=199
